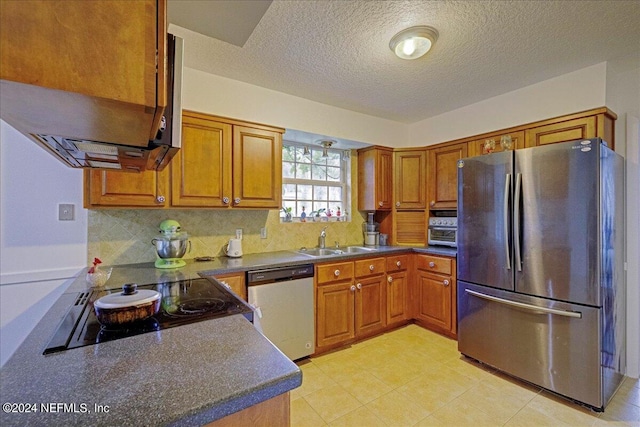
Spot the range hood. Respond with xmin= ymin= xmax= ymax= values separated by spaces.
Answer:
xmin=0 ymin=1 xmax=182 ymax=172
xmin=27 ymin=35 xmax=183 ymax=173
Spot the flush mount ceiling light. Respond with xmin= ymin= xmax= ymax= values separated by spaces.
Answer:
xmin=389 ymin=25 xmax=438 ymax=60
xmin=317 ymin=139 xmax=336 ymax=157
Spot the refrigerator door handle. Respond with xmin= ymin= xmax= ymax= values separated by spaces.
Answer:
xmin=465 ymin=289 xmax=582 ymax=318
xmin=504 ymin=173 xmax=512 ymax=270
xmin=514 ymin=173 xmax=523 ymax=271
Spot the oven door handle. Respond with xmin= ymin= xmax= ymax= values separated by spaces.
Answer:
xmin=428 ymin=226 xmax=457 ymax=231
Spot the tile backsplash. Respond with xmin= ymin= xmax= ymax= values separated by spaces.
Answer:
xmin=87 ymin=209 xmax=367 ymax=265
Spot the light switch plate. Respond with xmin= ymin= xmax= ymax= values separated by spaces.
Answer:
xmin=58 ymin=203 xmax=75 ymax=221
xmin=235 ymin=228 xmax=243 ymax=240
xmin=260 ymin=227 xmax=267 ymax=239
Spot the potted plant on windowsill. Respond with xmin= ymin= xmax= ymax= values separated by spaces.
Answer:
xmin=281 ymin=207 xmax=293 ymax=222
xmin=310 ymin=208 xmax=326 ymax=222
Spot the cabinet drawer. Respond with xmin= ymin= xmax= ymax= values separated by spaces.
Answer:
xmin=354 ymin=257 xmax=386 ymax=278
xmin=317 ymin=262 xmax=354 ymax=284
xmin=416 ymin=255 xmax=452 ymax=275
xmin=386 ymin=255 xmax=409 ymax=272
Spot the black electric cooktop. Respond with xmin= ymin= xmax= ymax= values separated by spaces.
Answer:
xmin=44 ymin=276 xmax=253 ymax=354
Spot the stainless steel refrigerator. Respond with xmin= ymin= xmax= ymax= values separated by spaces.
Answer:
xmin=457 ymin=138 xmax=626 ymax=410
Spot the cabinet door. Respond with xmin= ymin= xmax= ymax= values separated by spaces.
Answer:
xmin=0 ymin=0 xmax=165 ymax=145
xmin=232 ymin=126 xmax=282 ymax=208
xmin=358 ymin=147 xmax=393 ymax=210
xmin=386 ymin=271 xmax=407 ymax=325
xmin=427 ymin=142 xmax=467 ymax=210
xmin=316 ymin=282 xmax=355 ymax=348
xmin=468 ymin=131 xmax=525 ymax=157
xmin=84 ymin=168 xmax=169 ymax=208
xmin=416 ymin=270 xmax=452 ymax=332
xmin=525 ymin=116 xmax=596 ymax=147
xmin=394 ymin=150 xmax=426 ymax=209
xmin=354 ymin=276 xmax=386 ymax=336
xmin=172 ymin=113 xmax=232 ymax=207
xmin=394 ymin=210 xmax=427 ymax=246
xmin=214 ymin=273 xmax=246 ymax=301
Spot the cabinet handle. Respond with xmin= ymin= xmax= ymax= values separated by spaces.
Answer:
xmin=443 ymin=279 xmax=450 ymax=286
xmin=220 ymin=281 xmax=231 ymax=289
xmin=430 ymin=200 xmax=435 ymax=206
xmin=356 ymin=283 xmax=362 ymax=290
xmin=334 ymin=269 xmax=341 ymax=277
xmin=387 ymin=276 xmax=393 ymax=283
xmin=369 ymin=265 xmax=375 ymax=271
xmin=396 ymin=261 xmax=402 ymax=267
xmin=350 ymin=285 xmax=356 ymax=292
xmin=156 ymin=195 xmax=165 ymax=203
xmin=429 ymin=261 xmax=436 ymax=268
xmin=234 ymin=197 xmax=241 ymax=205
xmin=222 ymin=197 xmax=230 ymax=204
xmin=395 ymin=202 xmax=401 ymax=207
xmin=378 ymin=201 xmax=383 ymax=207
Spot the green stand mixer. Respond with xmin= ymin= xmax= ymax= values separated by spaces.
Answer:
xmin=152 ymin=219 xmax=191 ymax=269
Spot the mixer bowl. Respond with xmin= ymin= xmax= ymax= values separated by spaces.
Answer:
xmin=152 ymin=236 xmax=189 ymax=259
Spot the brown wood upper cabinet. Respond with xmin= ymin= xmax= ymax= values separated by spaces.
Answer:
xmin=358 ymin=146 xmax=393 ymax=211
xmin=427 ymin=142 xmax=467 ymax=210
xmin=524 ymin=108 xmax=615 ymax=148
xmin=394 ymin=149 xmax=427 ymax=209
xmin=84 ymin=111 xmax=283 ymax=209
xmin=0 ymin=0 xmax=167 ymax=146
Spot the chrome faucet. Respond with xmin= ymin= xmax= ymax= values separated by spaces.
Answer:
xmin=318 ymin=226 xmax=328 ymax=249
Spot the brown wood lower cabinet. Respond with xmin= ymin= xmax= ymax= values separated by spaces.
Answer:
xmin=316 ymin=280 xmax=356 ymax=348
xmin=413 ymin=254 xmax=457 ymax=338
xmin=213 ymin=272 xmax=246 ymax=301
xmin=205 ymin=392 xmax=290 ymax=427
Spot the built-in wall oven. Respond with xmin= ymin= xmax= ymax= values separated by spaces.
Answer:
xmin=427 ymin=216 xmax=457 ymax=247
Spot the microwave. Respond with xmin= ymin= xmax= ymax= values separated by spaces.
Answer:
xmin=427 ymin=217 xmax=457 ymax=247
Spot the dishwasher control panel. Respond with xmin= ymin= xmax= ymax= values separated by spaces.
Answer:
xmin=247 ymin=264 xmax=314 ymax=285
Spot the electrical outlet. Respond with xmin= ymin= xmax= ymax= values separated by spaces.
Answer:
xmin=260 ymin=227 xmax=267 ymax=239
xmin=235 ymin=228 xmax=243 ymax=240
xmin=58 ymin=203 xmax=75 ymax=221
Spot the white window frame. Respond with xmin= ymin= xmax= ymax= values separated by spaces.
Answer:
xmin=281 ymin=141 xmax=350 ymax=222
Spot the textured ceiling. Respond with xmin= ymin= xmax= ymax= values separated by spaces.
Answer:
xmin=169 ymin=0 xmax=640 ymax=124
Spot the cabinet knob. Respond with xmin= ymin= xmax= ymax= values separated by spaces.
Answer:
xmin=334 ymin=269 xmax=341 ymax=277
xmin=396 ymin=261 xmax=402 ymax=267
xmin=443 ymin=279 xmax=450 ymax=286
xmin=156 ymin=195 xmax=165 ymax=203
xmin=387 ymin=276 xmax=393 ymax=283
xmin=356 ymin=283 xmax=362 ymax=290
xmin=369 ymin=265 xmax=375 ymax=271
xmin=378 ymin=201 xmax=383 ymax=207
xmin=429 ymin=261 xmax=436 ymax=268
xmin=350 ymin=285 xmax=356 ymax=292
xmin=234 ymin=197 xmax=241 ymax=205
xmin=222 ymin=197 xmax=230 ymax=204
xmin=395 ymin=202 xmax=401 ymax=207
xmin=430 ymin=200 xmax=435 ymax=206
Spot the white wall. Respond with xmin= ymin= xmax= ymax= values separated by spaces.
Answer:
xmin=605 ymin=53 xmax=640 ymax=378
xmin=0 ymin=120 xmax=87 ymax=367
xmin=182 ymin=68 xmax=407 ymax=147
xmin=407 ymin=63 xmax=608 ymax=147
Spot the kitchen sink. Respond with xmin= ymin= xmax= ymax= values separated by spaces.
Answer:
xmin=336 ymin=246 xmax=376 ymax=254
xmin=296 ymin=246 xmax=376 ymax=257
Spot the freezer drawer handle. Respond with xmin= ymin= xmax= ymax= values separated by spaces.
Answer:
xmin=465 ymin=289 xmax=582 ymax=318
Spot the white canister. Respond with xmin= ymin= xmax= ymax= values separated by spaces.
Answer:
xmin=225 ymin=238 xmax=243 ymax=258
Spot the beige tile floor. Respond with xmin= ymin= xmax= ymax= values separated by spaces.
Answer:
xmin=291 ymin=325 xmax=640 ymax=427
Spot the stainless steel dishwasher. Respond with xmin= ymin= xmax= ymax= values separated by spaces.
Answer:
xmin=247 ymin=264 xmax=315 ymax=361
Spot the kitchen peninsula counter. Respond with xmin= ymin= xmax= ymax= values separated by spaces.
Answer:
xmin=0 ymin=278 xmax=301 ymax=426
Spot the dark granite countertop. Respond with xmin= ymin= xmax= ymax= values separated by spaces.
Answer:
xmin=0 ymin=245 xmax=455 ymax=426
